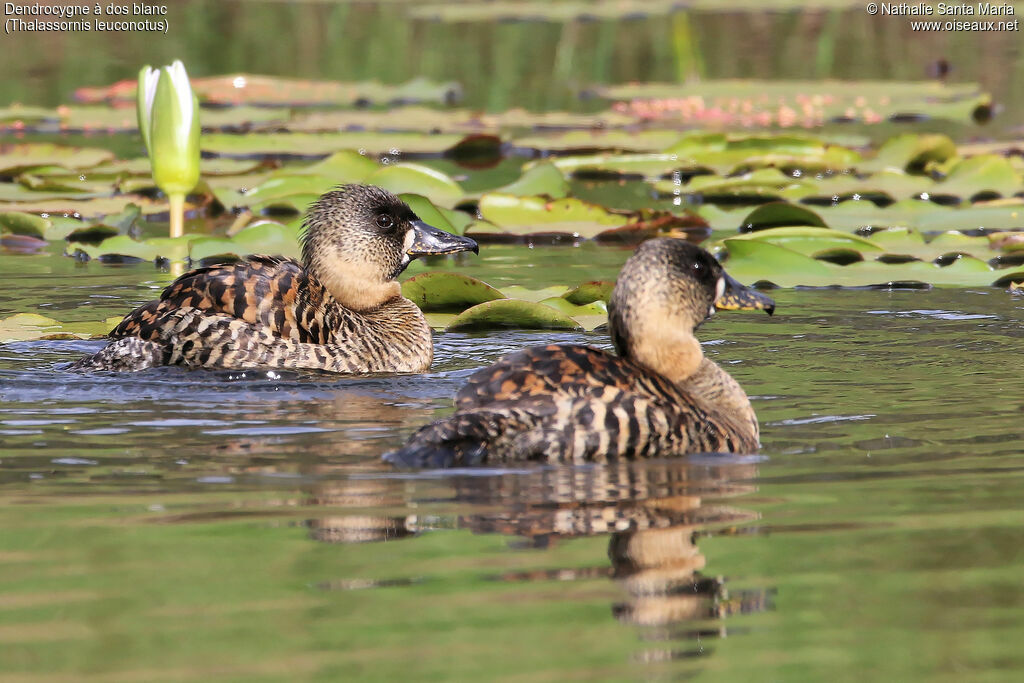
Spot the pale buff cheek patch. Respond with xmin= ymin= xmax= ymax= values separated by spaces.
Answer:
xmin=403 ymin=229 xmax=415 ymax=252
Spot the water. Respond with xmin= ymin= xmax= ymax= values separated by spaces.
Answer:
xmin=2 ymin=245 xmax=1023 ymax=679
xmin=5 ymin=0 xmax=1024 ymax=678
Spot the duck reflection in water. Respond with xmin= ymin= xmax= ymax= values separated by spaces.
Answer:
xmin=304 ymin=458 xmax=773 ymax=662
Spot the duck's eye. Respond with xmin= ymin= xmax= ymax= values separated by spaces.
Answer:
xmin=375 ymin=214 xmax=395 ymax=230
xmin=692 ymin=262 xmax=703 ymax=273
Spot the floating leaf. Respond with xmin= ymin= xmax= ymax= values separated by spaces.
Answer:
xmin=401 ymin=272 xmax=505 ymax=312
xmin=478 ymin=194 xmax=629 ymax=234
xmin=562 ymin=281 xmax=615 ymax=305
xmin=499 ymin=285 xmax=571 ymax=302
xmin=716 ymin=227 xmax=885 ymax=259
xmin=0 ymin=143 xmax=115 ymax=174
xmin=513 ymin=129 xmax=684 ymax=153
xmin=189 ymin=221 xmax=299 ymax=263
xmin=932 ymin=155 xmax=1023 ymax=201
xmin=543 ymin=153 xmax=686 ymax=180
xmin=76 ymin=75 xmax=462 ymax=108
xmin=74 ymin=235 xmax=194 ymax=263
xmin=494 ymin=161 xmax=570 ymax=198
xmin=399 ymin=194 xmax=457 ymax=235
xmin=202 ymin=132 xmax=472 ymax=158
xmin=720 ymin=236 xmax=1024 ymax=288
xmin=446 ymin=299 xmax=582 ymax=331
xmin=368 ymin=163 xmax=462 ymax=207
xmin=860 ymin=133 xmax=957 ymax=174
xmin=0 ymin=211 xmax=51 ymax=238
xmin=739 ymin=202 xmax=827 ymax=231
xmin=0 ymin=313 xmax=121 ymax=342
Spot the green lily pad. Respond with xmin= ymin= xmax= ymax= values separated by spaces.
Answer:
xmin=202 ymin=132 xmax=472 ymax=158
xmin=716 ymin=227 xmax=885 ymax=258
xmin=478 ymin=194 xmax=629 ymax=234
xmin=932 ymin=155 xmax=1023 ymax=201
xmin=401 ymin=272 xmax=505 ymax=312
xmin=514 ymin=129 xmax=685 ymax=154
xmin=235 ymin=175 xmax=338 ymax=207
xmin=494 ymin=161 xmax=570 ymax=198
xmin=74 ymin=235 xmax=194 ymax=263
xmin=654 ymin=168 xmax=815 ymax=202
xmin=0 ymin=211 xmax=52 ymax=237
xmin=189 ymin=221 xmax=300 ymax=263
xmin=543 ymin=153 xmax=687 ymax=180
xmin=860 ymin=133 xmax=957 ymax=174
xmin=0 ymin=143 xmax=115 ymax=174
xmin=739 ymin=202 xmax=827 ymax=231
xmin=801 ymin=170 xmax=934 ymax=204
xmin=0 ymin=313 xmax=123 ymax=342
xmin=399 ymin=194 xmax=457 ymax=235
xmin=368 ymin=163 xmax=462 ymax=207
xmin=0 ymin=196 xmax=167 ymax=220
xmin=562 ymin=281 xmax=615 ymax=305
xmin=721 ymin=237 xmax=1024 ymax=288
xmin=295 ymin=150 xmax=379 ymax=179
xmin=446 ymin=299 xmax=582 ymax=332
xmin=498 ymin=285 xmax=571 ymax=302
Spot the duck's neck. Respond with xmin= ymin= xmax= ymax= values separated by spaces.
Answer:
xmin=678 ymin=358 xmax=759 ymax=444
xmin=307 ymin=255 xmax=401 ymax=314
xmin=627 ymin=322 xmax=759 ymax=446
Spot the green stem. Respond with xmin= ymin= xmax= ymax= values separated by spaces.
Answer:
xmin=168 ymin=193 xmax=185 ymax=239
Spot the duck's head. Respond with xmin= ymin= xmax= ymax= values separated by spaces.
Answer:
xmin=301 ymin=184 xmax=478 ymax=312
xmin=608 ymin=238 xmax=774 ymax=383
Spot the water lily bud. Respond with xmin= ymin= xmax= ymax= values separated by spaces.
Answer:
xmin=142 ymin=60 xmax=200 ymax=196
xmin=136 ymin=65 xmax=158 ymax=156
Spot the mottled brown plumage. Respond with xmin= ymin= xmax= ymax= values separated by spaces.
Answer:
xmin=383 ymin=238 xmax=775 ymax=468
xmin=70 ymin=185 xmax=477 ymax=373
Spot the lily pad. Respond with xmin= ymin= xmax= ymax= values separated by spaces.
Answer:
xmin=498 ymin=285 xmax=571 ymax=302
xmin=368 ymin=163 xmax=463 ymax=207
xmin=399 ymin=194 xmax=459 ymax=235
xmin=446 ymin=299 xmax=582 ymax=331
xmin=74 ymin=235 xmax=193 ymax=263
xmin=401 ymin=272 xmax=505 ymax=312
xmin=76 ymin=75 xmax=462 ymax=108
xmin=720 ymin=237 xmax=1024 ymax=288
xmin=859 ymin=133 xmax=957 ymax=174
xmin=201 ymin=132 xmax=472 ymax=158
xmin=494 ymin=161 xmax=570 ymax=198
xmin=0 ymin=313 xmax=122 ymax=342
xmin=739 ymin=202 xmax=827 ymax=231
xmin=189 ymin=221 xmax=300 ymax=263
xmin=562 ymin=281 xmax=615 ymax=305
xmin=932 ymin=155 xmax=1023 ymax=201
xmin=478 ymin=194 xmax=629 ymax=234
xmin=0 ymin=211 xmax=52 ymax=237
xmin=715 ymin=227 xmax=885 ymax=259
xmin=0 ymin=143 xmax=115 ymax=175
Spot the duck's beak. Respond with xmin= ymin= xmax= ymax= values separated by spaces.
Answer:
xmin=408 ymin=220 xmax=478 ymax=257
xmin=715 ymin=272 xmax=775 ymax=315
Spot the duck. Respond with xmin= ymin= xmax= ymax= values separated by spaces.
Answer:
xmin=383 ymin=238 xmax=774 ymax=468
xmin=70 ymin=184 xmax=478 ymax=373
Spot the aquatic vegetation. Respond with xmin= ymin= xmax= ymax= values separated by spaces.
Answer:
xmin=1 ymin=71 xmax=1022 ymax=296
xmin=137 ymin=60 xmax=201 ymax=239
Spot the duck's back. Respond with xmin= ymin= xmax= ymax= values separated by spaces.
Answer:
xmin=112 ymin=255 xmax=338 ymax=344
xmin=385 ymin=344 xmax=756 ymax=468
xmin=72 ymin=255 xmax=432 ymax=373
